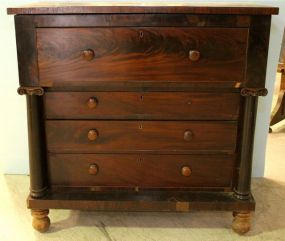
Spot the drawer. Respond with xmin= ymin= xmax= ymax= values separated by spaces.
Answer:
xmin=45 ymin=120 xmax=237 ymax=153
xmin=48 ymin=153 xmax=234 ymax=188
xmin=37 ymin=27 xmax=248 ymax=86
xmin=44 ymin=92 xmax=240 ymax=120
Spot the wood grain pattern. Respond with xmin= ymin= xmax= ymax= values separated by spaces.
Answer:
xmin=8 ymin=3 xmax=277 ymax=232
xmin=47 ymin=153 xmax=234 ymax=188
xmin=45 ymin=120 xmax=237 ymax=153
xmin=27 ymin=189 xmax=256 ymax=212
xmin=14 ymin=15 xmax=39 ymax=87
xmin=245 ymin=16 xmax=272 ymax=88
xmin=7 ymin=2 xmax=279 ymax=15
xmin=44 ymin=92 xmax=240 ymax=120
xmin=33 ymin=14 xmax=251 ymax=28
xmin=37 ymin=27 xmax=248 ymax=86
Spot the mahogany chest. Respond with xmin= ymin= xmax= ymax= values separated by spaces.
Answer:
xmin=7 ymin=2 xmax=278 ymax=234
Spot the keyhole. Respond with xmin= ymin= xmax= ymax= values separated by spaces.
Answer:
xmin=139 ymin=123 xmax=143 ymax=129
xmin=139 ymin=31 xmax=144 ymax=38
xmin=140 ymin=95 xmax=143 ymax=101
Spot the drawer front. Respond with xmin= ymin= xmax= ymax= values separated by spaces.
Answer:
xmin=48 ymin=154 xmax=234 ymax=188
xmin=46 ymin=120 xmax=237 ymax=153
xmin=37 ymin=27 xmax=248 ymax=86
xmin=44 ymin=92 xmax=240 ymax=120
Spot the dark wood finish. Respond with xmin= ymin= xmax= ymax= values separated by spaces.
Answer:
xmin=33 ymin=14 xmax=252 ymax=28
xmin=245 ymin=16 xmax=272 ymax=88
xmin=18 ymin=87 xmax=44 ymax=96
xmin=234 ymin=96 xmax=258 ymax=200
xmin=240 ymin=88 xmax=268 ymax=97
xmin=37 ymin=27 xmax=248 ymax=86
xmin=50 ymin=84 xmax=242 ymax=92
xmin=47 ymin=154 xmax=234 ymax=188
xmin=45 ymin=120 xmax=237 ymax=153
xmin=26 ymin=95 xmax=47 ymax=198
xmin=9 ymin=3 xmax=277 ymax=233
xmin=7 ymin=2 xmax=278 ymax=15
xmin=27 ymin=189 xmax=255 ymax=212
xmin=44 ymin=92 xmax=240 ymax=120
xmin=43 ymin=82 xmax=241 ymax=91
xmin=14 ymin=15 xmax=38 ymax=87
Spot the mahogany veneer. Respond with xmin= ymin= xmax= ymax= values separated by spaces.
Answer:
xmin=48 ymin=154 xmax=234 ymax=188
xmin=44 ymin=92 xmax=240 ymax=120
xmin=8 ymin=2 xmax=278 ymax=234
xmin=37 ymin=27 xmax=248 ymax=85
xmin=45 ymin=120 xmax=237 ymax=153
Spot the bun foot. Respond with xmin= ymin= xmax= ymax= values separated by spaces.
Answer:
xmin=232 ymin=211 xmax=251 ymax=234
xmin=31 ymin=209 xmax=50 ymax=232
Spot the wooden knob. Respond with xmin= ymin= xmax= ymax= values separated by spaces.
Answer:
xmin=88 ymin=129 xmax=98 ymax=141
xmin=189 ymin=50 xmax=200 ymax=62
xmin=87 ymin=97 xmax=98 ymax=109
xmin=181 ymin=166 xmax=192 ymax=177
xmin=89 ymin=164 xmax=99 ymax=175
xmin=184 ymin=130 xmax=193 ymax=141
xmin=82 ymin=49 xmax=95 ymax=61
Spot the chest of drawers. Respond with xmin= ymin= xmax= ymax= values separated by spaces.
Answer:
xmin=8 ymin=2 xmax=278 ymax=234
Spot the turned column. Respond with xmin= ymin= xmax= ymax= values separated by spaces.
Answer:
xmin=18 ymin=87 xmax=48 ymax=198
xmin=233 ymin=88 xmax=268 ymax=234
xmin=234 ymin=88 xmax=267 ymax=200
xmin=18 ymin=87 xmax=50 ymax=232
xmin=234 ymin=95 xmax=257 ymax=199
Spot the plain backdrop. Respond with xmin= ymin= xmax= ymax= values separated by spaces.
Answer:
xmin=0 ymin=0 xmax=284 ymax=176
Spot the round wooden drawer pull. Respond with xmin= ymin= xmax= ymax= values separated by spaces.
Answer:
xmin=87 ymin=97 xmax=98 ymax=109
xmin=189 ymin=50 xmax=200 ymax=62
xmin=184 ymin=130 xmax=193 ymax=141
xmin=82 ymin=49 xmax=95 ymax=61
xmin=88 ymin=129 xmax=98 ymax=141
xmin=89 ymin=164 xmax=99 ymax=175
xmin=181 ymin=166 xmax=192 ymax=177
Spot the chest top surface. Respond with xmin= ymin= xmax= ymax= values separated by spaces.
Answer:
xmin=7 ymin=1 xmax=279 ymax=15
